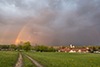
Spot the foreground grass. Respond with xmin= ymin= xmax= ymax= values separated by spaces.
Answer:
xmin=0 ymin=51 xmax=19 ymax=67
xmin=24 ymin=52 xmax=100 ymax=67
xmin=22 ymin=53 xmax=37 ymax=67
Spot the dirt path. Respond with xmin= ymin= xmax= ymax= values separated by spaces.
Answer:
xmin=24 ymin=54 xmax=44 ymax=67
xmin=15 ymin=53 xmax=23 ymax=67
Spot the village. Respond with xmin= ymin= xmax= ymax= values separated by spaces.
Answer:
xmin=58 ymin=44 xmax=100 ymax=53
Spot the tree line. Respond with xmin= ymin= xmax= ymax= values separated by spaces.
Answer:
xmin=0 ymin=41 xmax=100 ymax=52
xmin=31 ymin=45 xmax=58 ymax=52
xmin=0 ymin=41 xmax=57 ymax=52
xmin=0 ymin=41 xmax=31 ymax=51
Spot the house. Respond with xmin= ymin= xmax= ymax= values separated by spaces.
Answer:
xmin=78 ymin=49 xmax=81 ymax=53
xmin=79 ymin=49 xmax=89 ymax=53
xmin=58 ymin=48 xmax=89 ymax=53
xmin=9 ymin=49 xmax=13 ymax=51
xmin=86 ymin=47 xmax=89 ymax=49
xmin=69 ymin=50 xmax=76 ymax=53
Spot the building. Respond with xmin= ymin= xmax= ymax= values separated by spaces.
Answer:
xmin=70 ymin=44 xmax=75 ymax=48
xmin=58 ymin=48 xmax=89 ymax=53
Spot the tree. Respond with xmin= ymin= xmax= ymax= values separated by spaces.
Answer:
xmin=33 ymin=45 xmax=39 ymax=51
xmin=0 ymin=45 xmax=2 ymax=51
xmin=55 ymin=48 xmax=58 ymax=52
xmin=2 ymin=45 xmax=9 ymax=49
xmin=22 ymin=41 xmax=31 ymax=51
xmin=10 ymin=44 xmax=16 ymax=50
xmin=17 ymin=44 xmax=22 ymax=51
xmin=39 ymin=45 xmax=45 ymax=52
xmin=17 ymin=41 xmax=23 ymax=51
xmin=98 ymin=47 xmax=100 ymax=49
xmin=92 ymin=46 xmax=96 ymax=51
xmin=98 ymin=47 xmax=100 ymax=52
xmin=44 ymin=46 xmax=48 ymax=52
xmin=62 ymin=46 xmax=66 ymax=49
xmin=48 ymin=46 xmax=55 ymax=52
xmin=88 ymin=49 xmax=91 ymax=52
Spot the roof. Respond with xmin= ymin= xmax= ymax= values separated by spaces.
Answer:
xmin=59 ymin=48 xmax=89 ymax=52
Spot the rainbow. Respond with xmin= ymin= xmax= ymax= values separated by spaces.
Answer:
xmin=0 ymin=25 xmax=12 ymax=44
xmin=15 ymin=18 xmax=34 ymax=45
xmin=14 ymin=18 xmax=100 ymax=45
xmin=1 ymin=28 xmax=9 ymax=43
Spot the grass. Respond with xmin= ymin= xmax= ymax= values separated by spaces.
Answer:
xmin=22 ymin=53 xmax=37 ymax=67
xmin=24 ymin=52 xmax=100 ymax=67
xmin=0 ymin=51 xmax=19 ymax=67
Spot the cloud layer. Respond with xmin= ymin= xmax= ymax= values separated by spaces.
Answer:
xmin=0 ymin=0 xmax=100 ymax=46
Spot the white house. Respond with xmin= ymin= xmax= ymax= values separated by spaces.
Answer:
xmin=69 ymin=50 xmax=76 ymax=53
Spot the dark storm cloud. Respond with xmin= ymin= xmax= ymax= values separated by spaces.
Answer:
xmin=0 ymin=0 xmax=100 ymax=46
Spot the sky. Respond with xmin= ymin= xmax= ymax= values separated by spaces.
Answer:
xmin=0 ymin=0 xmax=100 ymax=46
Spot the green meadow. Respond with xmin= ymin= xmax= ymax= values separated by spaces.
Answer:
xmin=24 ymin=52 xmax=100 ymax=67
xmin=0 ymin=51 xmax=100 ymax=67
xmin=0 ymin=51 xmax=18 ymax=67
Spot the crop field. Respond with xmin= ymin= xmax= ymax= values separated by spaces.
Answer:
xmin=0 ymin=51 xmax=19 ymax=67
xmin=24 ymin=52 xmax=100 ymax=67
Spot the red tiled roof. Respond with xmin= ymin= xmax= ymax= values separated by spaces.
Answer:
xmin=59 ymin=48 xmax=89 ymax=52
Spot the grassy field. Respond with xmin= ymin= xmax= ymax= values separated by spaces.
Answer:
xmin=24 ymin=52 xmax=100 ymax=67
xmin=22 ymin=53 xmax=37 ymax=67
xmin=0 ymin=51 xmax=19 ymax=67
